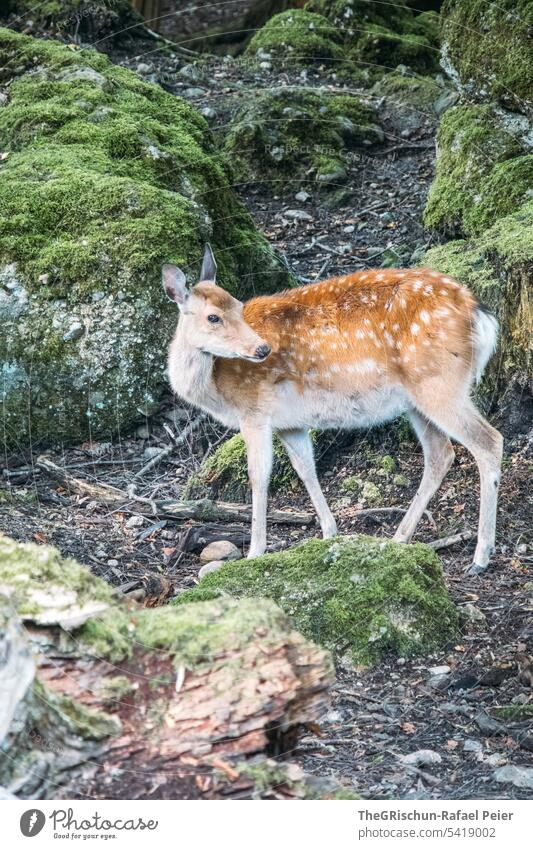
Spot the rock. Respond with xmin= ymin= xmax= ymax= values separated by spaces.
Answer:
xmin=0 ymin=29 xmax=289 ymax=451
xmin=295 ymin=191 xmax=311 ymax=202
xmin=246 ymin=11 xmax=344 ymax=66
xmin=424 ymin=104 xmax=532 ymax=238
xmin=461 ymin=603 xmax=486 ymax=626
xmin=464 ymin=739 xmax=483 ymax=753
xmin=222 ymin=87 xmax=383 ymax=192
xmin=180 ymin=535 xmax=459 ymax=664
xmin=125 ymin=515 xmax=144 ymax=529
xmin=493 ymin=765 xmax=533 ymax=790
xmin=402 ymin=749 xmax=442 ymax=766
xmin=198 ymin=560 xmax=226 ymax=579
xmin=440 ymin=0 xmax=531 ymax=113
xmin=182 ymin=87 xmax=206 ymax=99
xmin=136 ymin=63 xmax=152 ymax=75
xmin=199 ymin=540 xmax=241 ymax=564
xmin=284 ymin=209 xmax=314 ymax=222
xmin=433 ymin=89 xmax=459 ymax=116
xmin=428 ymin=665 xmax=451 ymax=676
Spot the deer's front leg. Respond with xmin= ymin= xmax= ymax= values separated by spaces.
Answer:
xmin=240 ymin=420 xmax=273 ymax=558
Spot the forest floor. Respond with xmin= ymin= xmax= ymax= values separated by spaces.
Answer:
xmin=1 ymin=25 xmax=532 ymax=800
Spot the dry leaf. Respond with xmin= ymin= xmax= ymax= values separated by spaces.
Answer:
xmin=401 ymin=721 xmax=416 ymax=734
xmin=446 ymin=739 xmax=459 ymax=750
xmin=33 ymin=531 xmax=48 ymax=544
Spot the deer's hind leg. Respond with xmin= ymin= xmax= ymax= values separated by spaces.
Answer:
xmin=277 ymin=428 xmax=338 ymax=539
xmin=393 ymin=410 xmax=455 ymax=545
xmin=408 ymin=391 xmax=503 ymax=574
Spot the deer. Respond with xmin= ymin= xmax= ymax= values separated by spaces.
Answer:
xmin=163 ymin=244 xmax=503 ymax=575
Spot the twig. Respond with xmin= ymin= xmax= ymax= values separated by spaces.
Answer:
xmin=428 ymin=530 xmax=475 ymax=550
xmin=133 ymin=414 xmax=206 ymax=479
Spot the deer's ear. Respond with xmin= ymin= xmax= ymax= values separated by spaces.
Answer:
xmin=199 ymin=243 xmax=217 ymax=283
xmin=162 ymin=264 xmax=189 ymax=308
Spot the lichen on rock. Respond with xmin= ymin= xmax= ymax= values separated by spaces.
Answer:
xmin=0 ymin=28 xmax=290 ymax=449
xmin=176 ymin=535 xmax=459 ymax=664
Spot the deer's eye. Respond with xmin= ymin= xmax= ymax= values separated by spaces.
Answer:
xmin=207 ymin=314 xmax=221 ymax=324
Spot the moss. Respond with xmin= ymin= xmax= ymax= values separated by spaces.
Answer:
xmin=246 ymin=10 xmax=344 ymax=65
xmin=424 ymin=104 xmax=531 ymax=237
xmin=341 ymin=475 xmax=362 ymax=494
xmin=306 ymin=0 xmax=440 ymax=75
xmin=184 ymin=431 xmax=311 ymax=500
xmin=235 ymin=758 xmax=359 ymax=799
xmin=175 ymin=535 xmax=458 ymax=664
xmin=51 ymin=691 xmax=121 ymax=739
xmin=350 ymin=23 xmax=439 ymax=75
xmin=0 ymin=533 xmax=115 ymax=617
xmin=133 ymin=596 xmax=320 ymax=673
xmin=424 ymin=202 xmax=533 ymax=392
xmin=99 ymin=675 xmax=135 ymax=703
xmin=4 ymin=0 xmax=142 ymax=43
xmin=0 ymin=29 xmax=290 ymax=449
xmin=380 ymin=454 xmax=397 ymax=474
xmin=221 ymin=87 xmax=383 ymax=191
xmin=491 ymin=704 xmax=533 ymax=721
xmin=441 ymin=0 xmax=533 ymax=112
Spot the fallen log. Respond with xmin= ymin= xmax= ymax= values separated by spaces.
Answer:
xmin=36 ymin=455 xmax=314 ymax=526
xmin=0 ymin=534 xmax=333 ymax=798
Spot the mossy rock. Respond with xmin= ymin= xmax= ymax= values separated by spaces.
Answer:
xmin=424 ymin=104 xmax=532 ymax=237
xmin=246 ymin=10 xmax=344 ymax=66
xmin=3 ymin=1 xmax=142 ymax=42
xmin=349 ymin=22 xmax=439 ymax=75
xmin=306 ymin=1 xmax=440 ymax=75
xmin=440 ymin=0 xmax=533 ymax=113
xmin=424 ymin=202 xmax=533 ymax=401
xmin=0 ymin=29 xmax=290 ymax=450
xmin=221 ymin=87 xmax=383 ymax=190
xmin=175 ymin=535 xmax=459 ymax=664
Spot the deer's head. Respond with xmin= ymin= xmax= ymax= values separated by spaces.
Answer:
xmin=163 ymin=244 xmax=271 ymax=362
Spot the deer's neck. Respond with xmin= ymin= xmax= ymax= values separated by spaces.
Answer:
xmin=168 ymin=323 xmax=214 ymax=403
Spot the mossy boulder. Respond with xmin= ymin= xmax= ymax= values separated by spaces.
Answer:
xmin=3 ymin=0 xmax=142 ymax=43
xmin=424 ymin=104 xmax=533 ymax=237
xmin=0 ymin=29 xmax=290 ymax=450
xmin=246 ymin=10 xmax=344 ymax=65
xmin=176 ymin=535 xmax=459 ymax=664
xmin=424 ymin=202 xmax=533 ymax=403
xmin=306 ymin=1 xmax=440 ymax=75
xmin=440 ymin=0 xmax=533 ymax=113
xmin=221 ymin=87 xmax=383 ymax=190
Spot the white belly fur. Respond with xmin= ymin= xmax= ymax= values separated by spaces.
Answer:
xmin=269 ymin=381 xmax=409 ymax=431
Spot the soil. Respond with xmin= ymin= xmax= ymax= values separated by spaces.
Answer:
xmin=1 ymin=11 xmax=532 ymax=801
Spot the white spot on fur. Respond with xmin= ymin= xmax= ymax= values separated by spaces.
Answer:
xmin=411 ymin=323 xmax=420 ymax=335
xmin=420 ymin=310 xmax=430 ymax=324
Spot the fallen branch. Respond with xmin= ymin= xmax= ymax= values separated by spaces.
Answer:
xmin=36 ymin=455 xmax=313 ymax=526
xmin=428 ymin=530 xmax=475 ymax=551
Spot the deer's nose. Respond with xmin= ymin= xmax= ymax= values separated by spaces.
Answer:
xmin=255 ymin=344 xmax=271 ymax=360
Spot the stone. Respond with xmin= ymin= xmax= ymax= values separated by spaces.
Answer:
xmin=402 ymin=749 xmax=442 ymax=766
xmin=428 ymin=665 xmax=451 ymax=676
xmin=198 ymin=560 xmax=226 ymax=579
xmin=493 ymin=765 xmax=533 ymax=790
xmin=199 ymin=541 xmax=241 ymax=564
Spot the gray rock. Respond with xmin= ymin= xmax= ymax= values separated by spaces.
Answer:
xmin=198 ymin=560 xmax=226 ymax=579
xmin=428 ymin=665 xmax=451 ymax=676
xmin=402 ymin=749 xmax=442 ymax=767
xmin=199 ymin=540 xmax=241 ymax=564
xmin=284 ymin=209 xmax=314 ymax=221
xmin=136 ymin=63 xmax=152 ymax=75
xmin=183 ymin=87 xmax=206 ymax=99
xmin=494 ymin=765 xmax=533 ymax=790
xmin=433 ymin=89 xmax=459 ymax=116
xmin=295 ymin=191 xmax=311 ymax=203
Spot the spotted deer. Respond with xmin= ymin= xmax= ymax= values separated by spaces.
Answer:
xmin=163 ymin=245 xmax=502 ymax=574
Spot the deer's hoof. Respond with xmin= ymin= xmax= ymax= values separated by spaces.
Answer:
xmin=464 ymin=561 xmax=488 ymax=576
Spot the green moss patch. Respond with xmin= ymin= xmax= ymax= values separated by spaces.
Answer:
xmin=0 ymin=29 xmax=289 ymax=449
xmin=424 ymin=104 xmax=532 ymax=237
xmin=175 ymin=535 xmax=458 ymax=664
xmin=221 ymin=87 xmax=383 ymax=190
xmin=441 ymin=0 xmax=532 ymax=112
xmin=246 ymin=10 xmax=344 ymax=66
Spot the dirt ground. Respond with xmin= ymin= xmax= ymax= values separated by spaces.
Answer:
xmin=1 ymin=16 xmax=532 ymax=800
